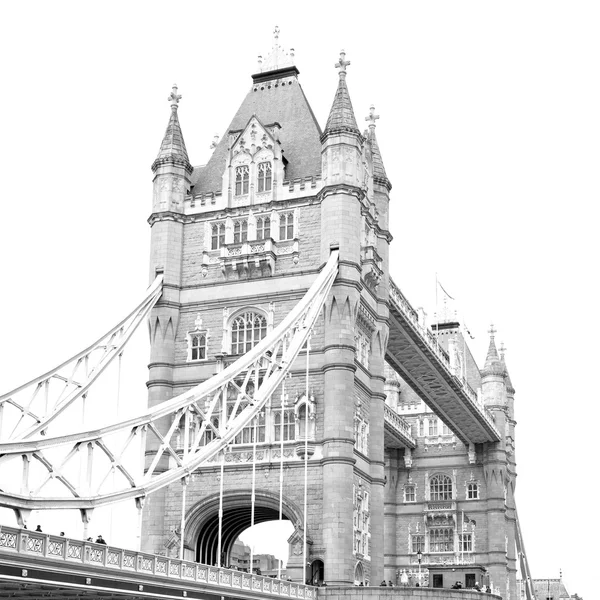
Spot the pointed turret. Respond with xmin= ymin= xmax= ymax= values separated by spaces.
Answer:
xmin=322 ymin=51 xmax=360 ymax=138
xmin=365 ymin=105 xmax=391 ymax=191
xmin=152 ymin=84 xmax=192 ymax=173
xmin=150 ymin=85 xmax=193 ymax=214
xmin=482 ymin=324 xmax=506 ymax=378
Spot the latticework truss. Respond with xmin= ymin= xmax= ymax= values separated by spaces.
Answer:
xmin=0 ymin=275 xmax=164 ymax=442
xmin=0 ymin=252 xmax=338 ymax=513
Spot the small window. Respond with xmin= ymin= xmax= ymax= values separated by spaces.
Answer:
xmin=257 ymin=162 xmax=272 ymax=192
xmin=459 ymin=533 xmax=473 ymax=552
xmin=442 ymin=422 xmax=451 ymax=436
xmin=404 ymin=485 xmax=416 ymax=503
xmin=233 ymin=220 xmax=248 ymax=244
xmin=235 ymin=165 xmax=249 ymax=195
xmin=279 ymin=212 xmax=294 ymax=240
xmin=411 ymin=534 xmax=425 ymax=553
xmin=428 ymin=418 xmax=438 ymax=436
xmin=274 ymin=409 xmax=295 ymax=441
xmin=418 ymin=420 xmax=424 ymax=437
xmin=432 ymin=574 xmax=444 ymax=588
xmin=190 ymin=333 xmax=207 ymax=361
xmin=467 ymin=482 xmax=479 ymax=499
xmin=211 ymin=223 xmax=225 ymax=250
xmin=256 ymin=216 xmax=271 ymax=240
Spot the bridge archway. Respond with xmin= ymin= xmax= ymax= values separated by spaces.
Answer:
xmin=185 ymin=490 xmax=303 ymax=567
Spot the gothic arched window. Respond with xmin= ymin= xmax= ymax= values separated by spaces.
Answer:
xmin=233 ymin=219 xmax=248 ymax=244
xmin=467 ymin=482 xmax=479 ymax=499
xmin=279 ymin=212 xmax=294 ymax=240
xmin=231 ymin=311 xmax=267 ymax=355
xmin=257 ymin=162 xmax=272 ymax=192
xmin=211 ymin=222 xmax=225 ymax=250
xmin=430 ymin=474 xmax=453 ymax=500
xmin=274 ymin=409 xmax=295 ymax=441
xmin=235 ymin=165 xmax=249 ymax=195
xmin=190 ymin=333 xmax=207 ymax=361
xmin=256 ymin=216 xmax=271 ymax=240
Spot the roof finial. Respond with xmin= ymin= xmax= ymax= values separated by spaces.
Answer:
xmin=499 ymin=342 xmax=506 ymax=360
xmin=335 ymin=50 xmax=351 ymax=75
xmin=488 ymin=323 xmax=497 ymax=339
xmin=366 ymin=105 xmax=380 ymax=128
xmin=168 ymin=84 xmax=182 ymax=110
xmin=273 ymin=25 xmax=280 ymax=43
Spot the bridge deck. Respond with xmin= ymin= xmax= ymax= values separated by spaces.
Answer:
xmin=387 ymin=279 xmax=501 ymax=445
xmin=0 ymin=526 xmax=315 ymax=600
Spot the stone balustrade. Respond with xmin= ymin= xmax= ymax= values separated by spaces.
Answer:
xmin=383 ymin=403 xmax=415 ymax=444
xmin=0 ymin=525 xmax=315 ymax=600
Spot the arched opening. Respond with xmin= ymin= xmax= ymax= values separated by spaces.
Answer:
xmin=310 ymin=559 xmax=324 ymax=585
xmin=354 ymin=561 xmax=364 ymax=585
xmin=187 ymin=491 xmax=303 ymax=572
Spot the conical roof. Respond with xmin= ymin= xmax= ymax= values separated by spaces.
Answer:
xmin=499 ymin=343 xmax=515 ymax=394
xmin=365 ymin=105 xmax=391 ymax=190
xmin=323 ymin=51 xmax=360 ymax=137
xmin=152 ymin=85 xmax=192 ymax=172
xmin=482 ymin=326 xmax=506 ymax=377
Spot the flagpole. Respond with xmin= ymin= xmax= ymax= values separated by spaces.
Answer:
xmin=461 ymin=510 xmax=464 ymax=564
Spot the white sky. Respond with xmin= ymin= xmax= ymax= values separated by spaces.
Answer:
xmin=0 ymin=2 xmax=598 ymax=598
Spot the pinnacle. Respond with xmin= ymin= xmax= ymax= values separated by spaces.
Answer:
xmin=482 ymin=324 xmax=506 ymax=377
xmin=323 ymin=51 xmax=360 ymax=137
xmin=153 ymin=84 xmax=191 ymax=172
xmin=365 ymin=106 xmax=390 ymax=186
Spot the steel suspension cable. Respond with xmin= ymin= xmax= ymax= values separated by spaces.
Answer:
xmin=278 ymin=378 xmax=286 ymax=580
xmin=250 ymin=414 xmax=258 ymax=573
xmin=302 ymin=335 xmax=310 ymax=585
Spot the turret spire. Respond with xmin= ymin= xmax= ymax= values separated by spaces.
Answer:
xmin=323 ymin=50 xmax=360 ymax=137
xmin=153 ymin=84 xmax=191 ymax=172
xmin=482 ymin=324 xmax=506 ymax=376
xmin=365 ymin=105 xmax=390 ymax=188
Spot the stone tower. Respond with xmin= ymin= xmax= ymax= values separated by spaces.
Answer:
xmin=144 ymin=35 xmax=392 ymax=586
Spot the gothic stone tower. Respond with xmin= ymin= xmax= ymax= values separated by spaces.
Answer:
xmin=144 ymin=38 xmax=392 ymax=586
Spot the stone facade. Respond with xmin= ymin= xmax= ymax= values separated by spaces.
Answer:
xmin=143 ymin=37 xmax=518 ymax=600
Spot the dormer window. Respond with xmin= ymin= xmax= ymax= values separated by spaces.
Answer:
xmin=257 ymin=162 xmax=272 ymax=192
xmin=279 ymin=212 xmax=294 ymax=240
xmin=211 ymin=223 xmax=225 ymax=250
xmin=233 ymin=219 xmax=248 ymax=244
xmin=235 ymin=165 xmax=249 ymax=196
xmin=256 ymin=216 xmax=271 ymax=240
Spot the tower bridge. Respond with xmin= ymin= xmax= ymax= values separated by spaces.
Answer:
xmin=0 ymin=31 xmax=534 ymax=600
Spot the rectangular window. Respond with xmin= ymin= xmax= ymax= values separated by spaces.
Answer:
xmin=274 ymin=409 xmax=295 ymax=441
xmin=405 ymin=485 xmax=416 ymax=503
xmin=429 ymin=527 xmax=454 ymax=552
xmin=419 ymin=420 xmax=424 ymax=436
xmin=467 ymin=483 xmax=479 ymax=499
xmin=442 ymin=423 xmax=451 ymax=435
xmin=279 ymin=212 xmax=294 ymax=240
xmin=432 ymin=574 xmax=444 ymax=588
xmin=257 ymin=162 xmax=272 ymax=192
xmin=235 ymin=165 xmax=249 ymax=195
xmin=190 ymin=333 xmax=207 ymax=361
xmin=459 ymin=533 xmax=473 ymax=552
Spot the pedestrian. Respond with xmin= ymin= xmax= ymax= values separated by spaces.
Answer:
xmin=388 ymin=580 xmax=393 ymax=587
xmin=95 ymin=534 xmax=107 ymax=545
xmin=35 ymin=525 xmax=42 ymax=532
xmin=59 ymin=531 xmax=65 ymax=536
xmin=380 ymin=580 xmax=387 ymax=586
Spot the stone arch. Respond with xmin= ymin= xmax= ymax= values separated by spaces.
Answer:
xmin=185 ymin=489 xmax=304 ymax=566
xmin=354 ymin=561 xmax=365 ymax=585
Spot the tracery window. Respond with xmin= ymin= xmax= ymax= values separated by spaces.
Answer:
xmin=430 ymin=474 xmax=453 ymax=500
xmin=257 ymin=162 xmax=272 ymax=192
xmin=211 ymin=222 xmax=225 ymax=250
xmin=428 ymin=418 xmax=438 ymax=436
xmin=233 ymin=219 xmax=248 ymax=244
xmin=354 ymin=330 xmax=370 ymax=368
xmin=404 ymin=485 xmax=416 ymax=503
xmin=256 ymin=216 xmax=271 ymax=240
xmin=411 ymin=534 xmax=425 ymax=553
xmin=231 ymin=311 xmax=267 ymax=355
xmin=467 ymin=482 xmax=479 ymax=499
xmin=429 ymin=527 xmax=454 ymax=552
xmin=274 ymin=409 xmax=295 ymax=441
xmin=235 ymin=165 xmax=249 ymax=196
xmin=353 ymin=485 xmax=370 ymax=558
xmin=279 ymin=212 xmax=294 ymax=240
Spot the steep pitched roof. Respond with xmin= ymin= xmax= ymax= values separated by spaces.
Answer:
xmin=192 ymin=70 xmax=322 ymax=195
xmin=482 ymin=326 xmax=506 ymax=377
xmin=152 ymin=85 xmax=192 ymax=173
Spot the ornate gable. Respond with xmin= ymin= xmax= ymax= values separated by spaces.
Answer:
xmin=222 ymin=115 xmax=285 ymax=207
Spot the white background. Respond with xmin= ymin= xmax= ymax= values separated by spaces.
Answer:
xmin=0 ymin=2 xmax=598 ymax=598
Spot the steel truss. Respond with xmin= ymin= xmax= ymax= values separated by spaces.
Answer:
xmin=0 ymin=252 xmax=338 ymax=514
xmin=0 ymin=275 xmax=164 ymax=442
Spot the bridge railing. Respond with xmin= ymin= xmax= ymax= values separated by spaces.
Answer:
xmin=388 ymin=277 xmax=498 ymax=434
xmin=383 ymin=403 xmax=415 ymax=443
xmin=0 ymin=526 xmax=315 ymax=599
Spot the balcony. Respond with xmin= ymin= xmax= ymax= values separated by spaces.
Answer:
xmin=383 ymin=403 xmax=416 ymax=449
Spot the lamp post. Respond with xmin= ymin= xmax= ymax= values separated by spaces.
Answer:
xmin=417 ymin=549 xmax=422 ymax=585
